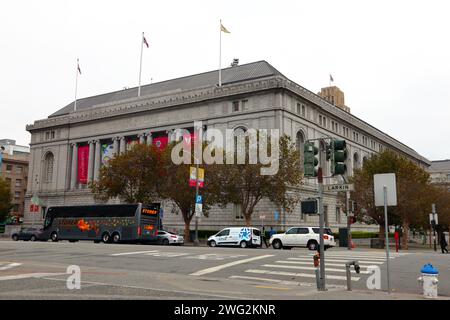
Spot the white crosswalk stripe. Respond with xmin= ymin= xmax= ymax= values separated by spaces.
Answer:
xmin=229 ymin=250 xmax=401 ymax=287
xmin=110 ymin=250 xmax=248 ymax=260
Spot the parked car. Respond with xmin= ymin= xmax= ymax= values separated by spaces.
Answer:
xmin=11 ymin=228 xmax=47 ymax=242
xmin=269 ymin=226 xmax=335 ymax=250
xmin=156 ymin=230 xmax=184 ymax=245
xmin=207 ymin=227 xmax=261 ymax=248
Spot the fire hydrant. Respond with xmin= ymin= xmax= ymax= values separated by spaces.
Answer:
xmin=418 ymin=263 xmax=439 ymax=298
xmin=313 ymin=252 xmax=320 ymax=268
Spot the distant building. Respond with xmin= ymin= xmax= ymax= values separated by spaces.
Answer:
xmin=318 ymin=86 xmax=351 ymax=113
xmin=0 ymin=139 xmax=30 ymax=223
xmin=429 ymin=160 xmax=450 ymax=191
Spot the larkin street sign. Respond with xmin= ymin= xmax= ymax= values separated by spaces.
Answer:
xmin=324 ymin=184 xmax=354 ymax=192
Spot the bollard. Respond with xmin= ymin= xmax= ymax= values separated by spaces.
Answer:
xmin=418 ymin=263 xmax=439 ymax=298
xmin=345 ymin=260 xmax=360 ymax=291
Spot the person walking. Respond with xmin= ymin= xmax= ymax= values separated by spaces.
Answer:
xmin=261 ymin=226 xmax=269 ymax=248
xmin=440 ymin=232 xmax=448 ymax=254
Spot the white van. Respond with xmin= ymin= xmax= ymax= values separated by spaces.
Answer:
xmin=207 ymin=227 xmax=261 ymax=248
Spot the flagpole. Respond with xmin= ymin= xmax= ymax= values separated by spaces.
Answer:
xmin=138 ymin=32 xmax=144 ymax=97
xmin=219 ymin=19 xmax=222 ymax=87
xmin=74 ymin=58 xmax=79 ymax=112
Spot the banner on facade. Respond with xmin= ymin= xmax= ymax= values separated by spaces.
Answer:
xmin=101 ymin=143 xmax=114 ymax=165
xmin=78 ymin=145 xmax=89 ymax=184
xmin=189 ymin=166 xmax=204 ymax=188
xmin=153 ymin=136 xmax=168 ymax=150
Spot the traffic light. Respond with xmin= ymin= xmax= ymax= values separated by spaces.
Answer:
xmin=325 ymin=142 xmax=332 ymax=161
xmin=332 ymin=139 xmax=347 ymax=175
xmin=303 ymin=141 xmax=319 ymax=177
xmin=301 ymin=198 xmax=318 ymax=214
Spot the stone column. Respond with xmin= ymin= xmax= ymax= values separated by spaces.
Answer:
xmin=139 ymin=133 xmax=146 ymax=144
xmin=119 ymin=137 xmax=126 ymax=154
xmin=113 ymin=137 xmax=119 ymax=156
xmin=93 ymin=140 xmax=101 ymax=181
xmin=146 ymin=132 xmax=153 ymax=145
xmin=87 ymin=141 xmax=95 ymax=183
xmin=70 ymin=143 xmax=78 ymax=190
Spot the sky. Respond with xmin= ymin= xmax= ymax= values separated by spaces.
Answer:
xmin=1 ymin=0 xmax=449 ymax=160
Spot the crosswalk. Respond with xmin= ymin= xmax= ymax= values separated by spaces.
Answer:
xmin=110 ymin=250 xmax=248 ymax=261
xmin=229 ymin=250 xmax=409 ymax=288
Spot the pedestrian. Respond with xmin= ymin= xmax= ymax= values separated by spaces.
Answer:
xmin=261 ymin=226 xmax=269 ymax=248
xmin=269 ymin=226 xmax=276 ymax=238
xmin=440 ymin=232 xmax=448 ymax=254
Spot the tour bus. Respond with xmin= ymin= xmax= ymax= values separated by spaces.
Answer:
xmin=42 ymin=203 xmax=160 ymax=243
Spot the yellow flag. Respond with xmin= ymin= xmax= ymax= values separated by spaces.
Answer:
xmin=220 ymin=23 xmax=230 ymax=33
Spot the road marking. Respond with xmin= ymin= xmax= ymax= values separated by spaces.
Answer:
xmin=185 ymin=254 xmax=247 ymax=261
xmin=110 ymin=250 xmax=158 ymax=256
xmin=288 ymin=257 xmax=384 ymax=264
xmin=255 ymin=285 xmax=290 ymax=291
xmin=310 ymin=254 xmax=388 ymax=261
xmin=264 ymin=264 xmax=370 ymax=274
xmin=0 ymin=273 xmax=66 ymax=281
xmin=145 ymin=252 xmax=190 ymax=257
xmin=282 ymin=260 xmax=374 ymax=268
xmin=189 ymin=255 xmax=274 ymax=276
xmin=0 ymin=262 xmax=22 ymax=271
xmin=245 ymin=269 xmax=360 ymax=281
xmin=229 ymin=275 xmax=346 ymax=289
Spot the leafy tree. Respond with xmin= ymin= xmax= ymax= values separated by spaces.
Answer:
xmin=351 ymin=150 xmax=435 ymax=248
xmin=208 ymin=134 xmax=303 ymax=226
xmin=0 ymin=177 xmax=12 ymax=223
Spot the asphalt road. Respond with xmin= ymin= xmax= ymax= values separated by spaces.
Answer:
xmin=0 ymin=240 xmax=448 ymax=300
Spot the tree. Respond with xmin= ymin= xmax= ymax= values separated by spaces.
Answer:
xmin=90 ymin=144 xmax=159 ymax=203
xmin=208 ymin=135 xmax=303 ymax=226
xmin=351 ymin=150 xmax=433 ymax=247
xmin=0 ymin=177 xmax=12 ymax=223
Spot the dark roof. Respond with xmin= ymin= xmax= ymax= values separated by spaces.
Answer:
xmin=49 ymin=60 xmax=284 ymax=117
xmin=429 ymin=160 xmax=450 ymax=172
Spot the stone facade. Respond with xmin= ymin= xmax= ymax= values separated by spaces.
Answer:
xmin=429 ymin=160 xmax=450 ymax=191
xmin=24 ymin=61 xmax=430 ymax=233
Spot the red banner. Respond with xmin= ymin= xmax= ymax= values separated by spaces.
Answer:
xmin=78 ymin=145 xmax=90 ymax=184
xmin=153 ymin=136 xmax=168 ymax=150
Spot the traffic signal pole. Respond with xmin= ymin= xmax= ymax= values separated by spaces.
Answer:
xmin=318 ymin=166 xmax=326 ymax=291
xmin=346 ymin=191 xmax=351 ymax=250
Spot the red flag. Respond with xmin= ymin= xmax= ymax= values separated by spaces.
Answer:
xmin=143 ymin=35 xmax=149 ymax=48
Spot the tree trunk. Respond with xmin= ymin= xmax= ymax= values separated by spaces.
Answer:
xmin=184 ymin=221 xmax=191 ymax=242
xmin=245 ymin=214 xmax=252 ymax=227
xmin=402 ymin=221 xmax=409 ymax=250
xmin=379 ymin=223 xmax=386 ymax=241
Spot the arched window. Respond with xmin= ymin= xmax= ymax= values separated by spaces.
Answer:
xmin=43 ymin=152 xmax=54 ymax=183
xmin=353 ymin=152 xmax=360 ymax=170
xmin=296 ymin=131 xmax=305 ymax=171
xmin=363 ymin=156 xmax=368 ymax=166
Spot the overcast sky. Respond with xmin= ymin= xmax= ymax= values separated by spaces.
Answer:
xmin=1 ymin=0 xmax=449 ymax=160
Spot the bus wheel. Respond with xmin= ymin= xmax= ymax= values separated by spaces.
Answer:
xmin=101 ymin=232 xmax=111 ymax=243
xmin=112 ymin=233 xmax=121 ymax=244
xmin=51 ymin=232 xmax=58 ymax=242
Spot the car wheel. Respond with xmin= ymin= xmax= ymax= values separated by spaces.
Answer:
xmin=308 ymin=240 xmax=318 ymax=251
xmin=12 ymin=234 xmax=18 ymax=241
xmin=101 ymin=232 xmax=111 ymax=243
xmin=162 ymin=238 xmax=170 ymax=246
xmin=112 ymin=233 xmax=121 ymax=244
xmin=51 ymin=232 xmax=58 ymax=242
xmin=272 ymin=239 xmax=282 ymax=249
xmin=30 ymin=235 xmax=37 ymax=242
xmin=240 ymin=241 xmax=248 ymax=248
xmin=209 ymin=240 xmax=217 ymax=247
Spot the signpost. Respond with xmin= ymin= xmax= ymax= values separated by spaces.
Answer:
xmin=430 ymin=204 xmax=438 ymax=252
xmin=190 ymin=164 xmax=205 ymax=246
xmin=374 ymin=173 xmax=397 ymax=294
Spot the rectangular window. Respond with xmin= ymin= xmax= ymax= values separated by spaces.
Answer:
xmin=15 ymin=179 xmax=21 ymax=187
xmin=319 ymin=115 xmax=323 ymax=126
xmin=51 ymin=131 xmax=55 ymax=139
xmin=336 ymin=207 xmax=341 ymax=224
xmin=16 ymin=166 xmax=23 ymax=174
xmin=14 ymin=191 xmax=20 ymax=199
xmin=45 ymin=132 xmax=50 ymax=140
xmin=301 ymin=104 xmax=306 ymax=117
xmin=233 ymin=203 xmax=244 ymax=220
xmin=241 ymin=99 xmax=248 ymax=111
xmin=232 ymin=101 xmax=240 ymax=112
xmin=6 ymin=164 xmax=12 ymax=174
xmin=296 ymin=102 xmax=301 ymax=114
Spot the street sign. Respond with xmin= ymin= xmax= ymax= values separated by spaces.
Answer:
xmin=324 ymin=184 xmax=354 ymax=192
xmin=196 ymin=195 xmax=203 ymax=204
xmin=374 ymin=173 xmax=397 ymax=207
xmin=195 ymin=203 xmax=203 ymax=217
xmin=429 ymin=213 xmax=438 ymax=225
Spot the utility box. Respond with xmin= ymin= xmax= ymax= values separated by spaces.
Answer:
xmin=339 ymin=228 xmax=348 ymax=247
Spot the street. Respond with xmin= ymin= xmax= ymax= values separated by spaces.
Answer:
xmin=0 ymin=240 xmax=448 ymax=299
